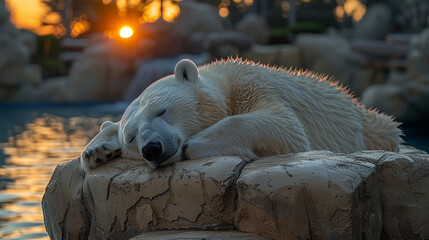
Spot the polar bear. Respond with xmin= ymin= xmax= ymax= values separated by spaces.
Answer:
xmin=81 ymin=59 xmax=403 ymax=170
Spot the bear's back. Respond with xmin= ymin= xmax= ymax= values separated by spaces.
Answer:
xmin=199 ymin=59 xmax=400 ymax=152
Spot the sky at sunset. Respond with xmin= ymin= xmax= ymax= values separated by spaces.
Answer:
xmin=5 ymin=0 xmax=54 ymax=35
xmin=5 ymin=0 xmax=366 ymax=37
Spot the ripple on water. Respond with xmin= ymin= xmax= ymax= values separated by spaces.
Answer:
xmin=0 ymin=111 xmax=120 ymax=239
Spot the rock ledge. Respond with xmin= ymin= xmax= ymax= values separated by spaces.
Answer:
xmin=42 ymin=146 xmax=429 ymax=239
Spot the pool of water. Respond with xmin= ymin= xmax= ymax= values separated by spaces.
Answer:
xmin=0 ymin=103 xmax=427 ymax=239
xmin=0 ymin=103 xmax=125 ymax=240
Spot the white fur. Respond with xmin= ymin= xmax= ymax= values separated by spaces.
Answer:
xmin=81 ymin=59 xmax=403 ymax=171
xmin=175 ymin=59 xmax=199 ymax=83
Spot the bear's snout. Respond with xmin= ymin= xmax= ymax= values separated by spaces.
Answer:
xmin=142 ymin=141 xmax=163 ymax=162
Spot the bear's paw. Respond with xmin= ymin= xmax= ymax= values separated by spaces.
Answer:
xmin=81 ymin=143 xmax=122 ymax=170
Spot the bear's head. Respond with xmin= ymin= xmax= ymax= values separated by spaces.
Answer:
xmin=117 ymin=59 xmax=225 ymax=168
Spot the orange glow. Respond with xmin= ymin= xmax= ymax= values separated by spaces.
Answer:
xmin=219 ymin=7 xmax=229 ymax=18
xmin=244 ymin=0 xmax=254 ymax=6
xmin=116 ymin=0 xmax=127 ymax=13
xmin=128 ymin=0 xmax=141 ymax=8
xmin=6 ymin=0 xmax=184 ymax=36
xmin=162 ymin=0 xmax=181 ymax=22
xmin=334 ymin=6 xmax=345 ymax=22
xmin=5 ymin=0 xmax=49 ymax=35
xmin=119 ymin=26 xmax=134 ymax=38
xmin=282 ymin=1 xmax=290 ymax=11
xmin=140 ymin=0 xmax=161 ymax=23
xmin=334 ymin=0 xmax=366 ymax=23
xmin=5 ymin=0 xmax=65 ymax=36
xmin=71 ymin=14 xmax=90 ymax=38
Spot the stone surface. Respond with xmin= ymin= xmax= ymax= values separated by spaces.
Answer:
xmin=44 ymin=156 xmax=250 ymax=239
xmin=295 ymin=33 xmax=370 ymax=96
xmin=13 ymin=76 xmax=68 ymax=102
xmin=378 ymin=152 xmax=429 ymax=239
xmin=240 ymin=44 xmax=301 ymax=69
xmin=236 ymin=14 xmax=270 ymax=45
xmin=353 ymin=4 xmax=392 ymax=40
xmin=12 ymin=40 xmax=135 ymax=103
xmin=131 ymin=230 xmax=269 ymax=239
xmin=65 ymin=41 xmax=134 ymax=102
xmin=124 ymin=53 xmax=209 ymax=101
xmin=176 ymin=0 xmax=224 ymax=34
xmin=407 ymin=27 xmax=429 ymax=80
xmin=43 ymin=146 xmax=429 ymax=239
xmin=361 ymin=27 xmax=429 ymax=122
xmin=235 ymin=151 xmax=380 ymax=240
xmin=42 ymin=157 xmax=89 ymax=239
xmin=0 ymin=1 xmax=40 ymax=92
xmin=206 ymin=31 xmax=252 ymax=59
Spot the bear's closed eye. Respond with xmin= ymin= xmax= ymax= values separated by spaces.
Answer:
xmin=156 ymin=109 xmax=166 ymax=117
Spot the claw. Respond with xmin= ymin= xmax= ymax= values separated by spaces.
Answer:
xmin=81 ymin=142 xmax=121 ymax=170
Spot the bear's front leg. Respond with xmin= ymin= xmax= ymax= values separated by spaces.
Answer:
xmin=184 ymin=107 xmax=312 ymax=160
xmin=81 ymin=121 xmax=122 ymax=170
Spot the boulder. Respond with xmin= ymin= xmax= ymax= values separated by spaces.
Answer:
xmin=236 ymin=14 xmax=270 ymax=45
xmin=360 ymin=77 xmax=429 ymax=122
xmin=361 ymin=27 xmax=429 ymax=122
xmin=43 ymin=147 xmax=429 ymax=239
xmin=240 ymin=44 xmax=301 ymax=69
xmin=124 ymin=53 xmax=209 ymax=102
xmin=176 ymin=0 xmax=224 ymax=35
xmin=44 ymin=156 xmax=250 ymax=239
xmin=13 ymin=76 xmax=67 ymax=102
xmin=407 ymin=27 xmax=429 ymax=80
xmin=42 ymin=156 xmax=89 ymax=240
xmin=295 ymin=33 xmax=370 ymax=95
xmin=0 ymin=1 xmax=40 ymax=88
xmin=65 ymin=41 xmax=134 ymax=102
xmin=11 ymin=40 xmax=134 ymax=103
xmin=235 ymin=151 xmax=381 ymax=240
xmin=205 ymin=31 xmax=253 ymax=59
xmin=131 ymin=230 xmax=268 ymax=239
xmin=352 ymin=146 xmax=429 ymax=239
xmin=353 ymin=4 xmax=392 ymax=40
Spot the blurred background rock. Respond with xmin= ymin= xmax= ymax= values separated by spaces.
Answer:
xmin=0 ymin=0 xmax=428 ymax=126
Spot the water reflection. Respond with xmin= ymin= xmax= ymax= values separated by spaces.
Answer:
xmin=0 ymin=112 xmax=119 ymax=239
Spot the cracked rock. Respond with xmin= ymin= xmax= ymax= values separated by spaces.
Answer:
xmin=235 ymin=151 xmax=381 ymax=240
xmin=130 ymin=230 xmax=269 ymax=239
xmin=43 ymin=146 xmax=429 ymax=239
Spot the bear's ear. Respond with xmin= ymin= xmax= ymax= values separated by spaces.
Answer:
xmin=100 ymin=121 xmax=117 ymax=130
xmin=174 ymin=59 xmax=199 ymax=83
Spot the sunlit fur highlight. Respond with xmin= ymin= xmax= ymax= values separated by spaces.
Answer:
xmin=196 ymin=58 xmax=403 ymax=153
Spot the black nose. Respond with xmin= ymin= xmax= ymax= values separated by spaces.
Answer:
xmin=142 ymin=142 xmax=163 ymax=162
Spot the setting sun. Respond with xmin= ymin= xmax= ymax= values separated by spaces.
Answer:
xmin=119 ymin=26 xmax=133 ymax=38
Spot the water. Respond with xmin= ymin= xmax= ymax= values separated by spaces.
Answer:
xmin=0 ymin=103 xmax=125 ymax=240
xmin=0 ymin=103 xmax=427 ymax=239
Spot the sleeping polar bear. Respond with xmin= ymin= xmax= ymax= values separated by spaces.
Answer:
xmin=81 ymin=59 xmax=403 ymax=170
